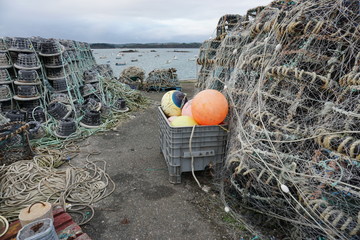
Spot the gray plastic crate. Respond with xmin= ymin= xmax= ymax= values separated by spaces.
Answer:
xmin=158 ymin=107 xmax=228 ymax=183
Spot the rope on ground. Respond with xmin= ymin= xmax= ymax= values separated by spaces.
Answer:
xmin=0 ymin=152 xmax=115 ymax=223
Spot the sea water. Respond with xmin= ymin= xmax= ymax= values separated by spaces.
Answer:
xmin=92 ymin=48 xmax=199 ymax=80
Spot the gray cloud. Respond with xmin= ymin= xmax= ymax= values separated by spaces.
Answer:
xmin=0 ymin=0 xmax=271 ymax=43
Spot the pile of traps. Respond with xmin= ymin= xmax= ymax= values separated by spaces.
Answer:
xmin=118 ymin=66 xmax=146 ymax=90
xmin=0 ymin=37 xmax=146 ymax=141
xmin=197 ymin=0 xmax=360 ymax=239
xmin=119 ymin=67 xmax=180 ymax=91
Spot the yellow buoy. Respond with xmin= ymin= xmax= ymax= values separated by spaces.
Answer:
xmin=171 ymin=116 xmax=197 ymax=127
xmin=161 ymin=90 xmax=187 ymax=117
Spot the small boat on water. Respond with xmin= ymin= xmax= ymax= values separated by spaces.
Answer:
xmin=106 ymin=60 xmax=111 ymax=63
xmin=99 ymin=56 xmax=107 ymax=59
xmin=116 ymin=57 xmax=122 ymax=59
xmin=166 ymin=60 xmax=171 ymax=64
xmin=116 ymin=62 xmax=126 ymax=66
xmin=173 ymin=56 xmax=178 ymax=60
xmin=131 ymin=59 xmax=138 ymax=62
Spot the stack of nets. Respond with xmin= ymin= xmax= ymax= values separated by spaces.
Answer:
xmin=198 ymin=0 xmax=360 ymax=238
xmin=0 ymin=121 xmax=32 ymax=165
xmin=118 ymin=66 xmax=146 ymax=90
xmin=144 ymin=68 xmax=180 ymax=90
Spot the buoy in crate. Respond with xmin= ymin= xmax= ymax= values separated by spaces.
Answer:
xmin=168 ymin=116 xmax=178 ymax=123
xmin=192 ymin=89 xmax=228 ymax=125
xmin=171 ymin=116 xmax=197 ymax=127
xmin=181 ymin=99 xmax=193 ymax=117
xmin=161 ymin=90 xmax=187 ymax=117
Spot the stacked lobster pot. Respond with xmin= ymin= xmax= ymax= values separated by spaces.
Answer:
xmin=0 ymin=38 xmax=14 ymax=113
xmin=9 ymin=37 xmax=44 ymax=121
xmin=0 ymin=35 xmax=132 ymax=141
xmin=39 ymin=39 xmax=79 ymax=137
xmin=83 ymin=69 xmax=100 ymax=94
xmin=39 ymin=39 xmax=69 ymax=94
xmin=79 ymin=69 xmax=102 ymax=129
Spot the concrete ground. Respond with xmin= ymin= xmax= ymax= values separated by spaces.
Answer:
xmin=72 ymin=82 xmax=244 ymax=240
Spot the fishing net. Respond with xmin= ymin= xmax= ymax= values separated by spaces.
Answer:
xmin=144 ymin=68 xmax=180 ymax=90
xmin=197 ymin=0 xmax=360 ymax=238
xmin=118 ymin=66 xmax=146 ymax=90
xmin=0 ymin=121 xmax=32 ymax=165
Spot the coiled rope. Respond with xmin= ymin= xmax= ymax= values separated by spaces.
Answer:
xmin=0 ymin=152 xmax=115 ymax=223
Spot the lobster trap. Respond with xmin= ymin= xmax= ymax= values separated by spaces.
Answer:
xmin=197 ymin=0 xmax=360 ymax=238
xmin=0 ymin=121 xmax=33 ymax=165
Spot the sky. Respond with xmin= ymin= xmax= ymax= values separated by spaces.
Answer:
xmin=0 ymin=0 xmax=271 ymax=44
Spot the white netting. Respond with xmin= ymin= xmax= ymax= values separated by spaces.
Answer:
xmin=198 ymin=0 xmax=360 ymax=238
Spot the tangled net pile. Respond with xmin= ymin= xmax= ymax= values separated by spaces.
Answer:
xmin=144 ymin=68 xmax=180 ymax=90
xmin=118 ymin=66 xmax=146 ymax=90
xmin=197 ymin=0 xmax=360 ymax=238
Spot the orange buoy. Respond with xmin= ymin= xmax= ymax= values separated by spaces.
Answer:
xmin=192 ymin=89 xmax=228 ymax=125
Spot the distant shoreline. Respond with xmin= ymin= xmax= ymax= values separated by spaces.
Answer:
xmin=90 ymin=42 xmax=201 ymax=49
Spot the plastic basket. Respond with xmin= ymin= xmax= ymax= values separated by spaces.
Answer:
xmin=158 ymin=107 xmax=228 ymax=183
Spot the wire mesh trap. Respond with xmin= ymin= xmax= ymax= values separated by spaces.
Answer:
xmin=17 ymin=70 xmax=40 ymax=83
xmin=197 ymin=0 xmax=360 ymax=239
xmin=39 ymin=39 xmax=64 ymax=56
xmin=118 ymin=66 xmax=145 ymax=89
xmin=0 ymin=53 xmax=12 ymax=68
xmin=14 ymin=53 xmax=41 ymax=70
xmin=0 ymin=69 xmax=12 ymax=84
xmin=9 ymin=37 xmax=34 ymax=52
xmin=144 ymin=68 xmax=180 ymax=90
xmin=0 ymin=121 xmax=32 ymax=165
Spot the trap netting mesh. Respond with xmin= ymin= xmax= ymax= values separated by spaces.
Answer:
xmin=144 ymin=68 xmax=180 ymax=90
xmin=119 ymin=66 xmax=146 ymax=89
xmin=0 ymin=121 xmax=32 ymax=165
xmin=197 ymin=0 xmax=360 ymax=238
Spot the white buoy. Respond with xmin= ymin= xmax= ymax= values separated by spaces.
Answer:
xmin=275 ymin=44 xmax=282 ymax=52
xmin=224 ymin=206 xmax=230 ymax=212
xmin=281 ymin=184 xmax=290 ymax=193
